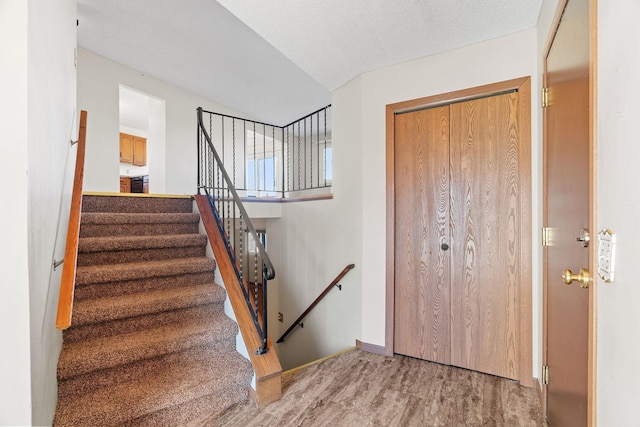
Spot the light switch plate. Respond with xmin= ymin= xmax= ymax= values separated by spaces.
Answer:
xmin=597 ymin=228 xmax=616 ymax=283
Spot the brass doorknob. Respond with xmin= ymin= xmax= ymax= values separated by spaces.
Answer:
xmin=562 ymin=268 xmax=590 ymax=288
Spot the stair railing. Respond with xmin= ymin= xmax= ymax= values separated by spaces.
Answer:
xmin=198 ymin=105 xmax=332 ymax=198
xmin=56 ymin=110 xmax=88 ymax=330
xmin=197 ymin=107 xmax=274 ymax=354
xmin=277 ymin=263 xmax=355 ymax=343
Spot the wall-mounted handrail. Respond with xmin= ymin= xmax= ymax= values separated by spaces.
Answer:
xmin=276 ymin=263 xmax=355 ymax=344
xmin=56 ymin=110 xmax=87 ymax=330
xmin=197 ymin=107 xmax=274 ymax=354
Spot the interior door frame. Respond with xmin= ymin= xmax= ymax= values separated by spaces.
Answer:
xmin=542 ymin=0 xmax=597 ymax=424
xmin=385 ymin=77 xmax=533 ymax=387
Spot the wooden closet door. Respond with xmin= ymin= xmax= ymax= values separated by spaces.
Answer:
xmin=449 ymin=92 xmax=521 ymax=380
xmin=394 ymin=105 xmax=451 ymax=364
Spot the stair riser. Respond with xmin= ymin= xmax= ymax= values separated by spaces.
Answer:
xmin=77 ymin=246 xmax=206 ymax=266
xmin=57 ymin=341 xmax=239 ymax=399
xmin=65 ymin=302 xmax=225 ymax=343
xmin=80 ymin=222 xmax=200 ymax=237
xmin=74 ymin=272 xmax=216 ymax=301
xmin=83 ymin=195 xmax=193 ymax=213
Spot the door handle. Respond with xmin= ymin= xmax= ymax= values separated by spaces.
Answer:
xmin=562 ymin=268 xmax=590 ymax=288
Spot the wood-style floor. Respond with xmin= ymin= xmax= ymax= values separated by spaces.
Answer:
xmin=189 ymin=349 xmax=546 ymax=426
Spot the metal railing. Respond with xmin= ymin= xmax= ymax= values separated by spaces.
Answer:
xmin=199 ymin=105 xmax=332 ymax=198
xmin=197 ymin=107 xmax=275 ymax=354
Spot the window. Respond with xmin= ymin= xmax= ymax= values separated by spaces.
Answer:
xmin=247 ymin=229 xmax=267 ymax=253
xmin=245 ymin=129 xmax=281 ymax=197
xmin=247 ymin=157 xmax=277 ymax=195
xmin=324 ymin=145 xmax=333 ymax=184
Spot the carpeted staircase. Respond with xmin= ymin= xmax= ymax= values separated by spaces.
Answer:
xmin=54 ymin=194 xmax=253 ymax=426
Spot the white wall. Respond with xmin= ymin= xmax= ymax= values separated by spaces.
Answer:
xmin=0 ymin=1 xmax=33 ymax=424
xmin=265 ymin=76 xmax=363 ymax=370
xmin=333 ymin=29 xmax=541 ymax=373
xmin=0 ymin=0 xmax=76 ymax=425
xmin=78 ymin=48 xmax=246 ymax=195
xmin=27 ymin=1 xmax=77 ymax=424
xmin=596 ymin=1 xmax=640 ymax=425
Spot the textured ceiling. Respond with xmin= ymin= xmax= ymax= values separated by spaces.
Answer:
xmin=217 ymin=0 xmax=543 ymax=90
xmin=78 ymin=0 xmax=542 ymax=125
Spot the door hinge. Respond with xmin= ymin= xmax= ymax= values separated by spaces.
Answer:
xmin=542 ymin=227 xmax=550 ymax=247
xmin=541 ymin=87 xmax=549 ymax=108
xmin=542 ymin=365 xmax=550 ymax=385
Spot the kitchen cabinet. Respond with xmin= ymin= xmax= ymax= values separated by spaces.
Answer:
xmin=119 ymin=177 xmax=130 ymax=193
xmin=120 ymin=133 xmax=146 ymax=166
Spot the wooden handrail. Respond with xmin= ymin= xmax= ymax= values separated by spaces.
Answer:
xmin=276 ymin=263 xmax=355 ymax=343
xmin=56 ymin=110 xmax=87 ymax=330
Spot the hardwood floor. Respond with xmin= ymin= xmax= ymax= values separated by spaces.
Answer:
xmin=189 ymin=349 xmax=545 ymax=426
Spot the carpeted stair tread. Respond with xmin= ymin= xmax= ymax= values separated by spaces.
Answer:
xmin=58 ymin=344 xmax=249 ymax=400
xmin=80 ymin=219 xmax=200 ymax=238
xmin=78 ymin=234 xmax=207 ymax=253
xmin=64 ymin=304 xmax=225 ymax=344
xmin=123 ymin=386 xmax=248 ymax=427
xmin=72 ymin=283 xmax=226 ymax=326
xmin=75 ymin=257 xmax=216 ymax=286
xmin=58 ymin=314 xmax=239 ymax=380
xmin=82 ymin=194 xmax=193 ymax=213
xmin=81 ymin=212 xmax=201 ymax=225
xmin=55 ymin=349 xmax=252 ymax=426
xmin=73 ymin=272 xmax=215 ymax=302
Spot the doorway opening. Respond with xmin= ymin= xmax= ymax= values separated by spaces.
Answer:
xmin=118 ymin=85 xmax=166 ymax=194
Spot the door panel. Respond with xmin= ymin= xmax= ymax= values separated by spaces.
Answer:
xmin=449 ymin=93 xmax=521 ymax=380
xmin=545 ymin=0 xmax=590 ymax=424
xmin=394 ymin=106 xmax=451 ymax=364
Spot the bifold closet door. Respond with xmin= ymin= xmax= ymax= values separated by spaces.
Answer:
xmin=393 ymin=105 xmax=451 ymax=364
xmin=449 ymin=92 xmax=521 ymax=380
xmin=393 ymin=91 xmax=522 ymax=381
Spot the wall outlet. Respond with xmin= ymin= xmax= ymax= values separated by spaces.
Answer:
xmin=278 ymin=312 xmax=283 ymax=323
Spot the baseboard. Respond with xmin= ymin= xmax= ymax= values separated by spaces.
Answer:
xmin=283 ymin=347 xmax=356 ymax=376
xmin=355 ymin=339 xmax=388 ymax=356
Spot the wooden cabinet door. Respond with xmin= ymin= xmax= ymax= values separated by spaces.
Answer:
xmin=133 ymin=137 xmax=146 ymax=166
xmin=449 ymin=92 xmax=521 ymax=380
xmin=119 ymin=177 xmax=130 ymax=193
xmin=120 ymin=133 xmax=146 ymax=166
xmin=120 ymin=134 xmax=133 ymax=163
xmin=393 ymin=105 xmax=451 ymax=364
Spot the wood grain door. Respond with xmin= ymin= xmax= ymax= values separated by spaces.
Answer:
xmin=544 ymin=0 xmax=590 ymax=424
xmin=450 ymin=92 xmax=521 ymax=380
xmin=394 ymin=105 xmax=451 ymax=364
xmin=393 ymin=91 xmax=525 ymax=380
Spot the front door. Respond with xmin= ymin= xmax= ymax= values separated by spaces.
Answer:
xmin=544 ymin=0 xmax=591 ymax=424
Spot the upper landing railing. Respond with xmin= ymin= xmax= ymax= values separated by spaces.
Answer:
xmin=199 ymin=105 xmax=332 ymax=199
